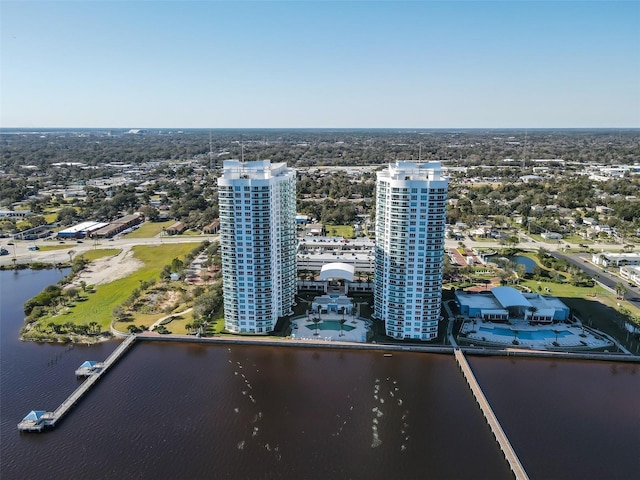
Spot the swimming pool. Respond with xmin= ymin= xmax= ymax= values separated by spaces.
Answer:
xmin=479 ymin=326 xmax=573 ymax=340
xmin=306 ymin=320 xmax=356 ymax=332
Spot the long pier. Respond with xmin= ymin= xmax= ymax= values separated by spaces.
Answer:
xmin=454 ymin=349 xmax=529 ymax=480
xmin=18 ymin=334 xmax=136 ymax=432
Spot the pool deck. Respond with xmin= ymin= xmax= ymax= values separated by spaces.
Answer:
xmin=291 ymin=314 xmax=369 ymax=342
xmin=459 ymin=319 xmax=613 ymax=350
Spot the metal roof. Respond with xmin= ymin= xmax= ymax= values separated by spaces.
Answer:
xmin=491 ymin=286 xmax=533 ymax=309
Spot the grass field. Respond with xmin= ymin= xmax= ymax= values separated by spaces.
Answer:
xmin=38 ymin=245 xmax=75 ymax=252
xmin=41 ymin=243 xmax=199 ymax=331
xmin=125 ymin=220 xmax=174 ymax=239
xmin=44 ymin=213 xmax=58 ymax=223
xmin=79 ymin=249 xmax=121 ymax=262
xmin=326 ymin=225 xmax=354 ymax=238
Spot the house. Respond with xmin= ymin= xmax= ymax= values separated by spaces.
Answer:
xmin=541 ymin=232 xmax=562 ymax=240
xmin=165 ymin=222 xmax=186 ymax=235
xmin=203 ymin=219 xmax=220 ymax=235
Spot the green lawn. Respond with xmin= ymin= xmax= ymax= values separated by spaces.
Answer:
xmin=326 ymin=225 xmax=354 ymax=238
xmin=79 ymin=249 xmax=121 ymax=262
xmin=182 ymin=229 xmax=204 ymax=236
xmin=38 ymin=245 xmax=74 ymax=252
xmin=44 ymin=213 xmax=58 ymax=223
xmin=126 ymin=220 xmax=174 ymax=238
xmin=40 ymin=243 xmax=199 ymax=331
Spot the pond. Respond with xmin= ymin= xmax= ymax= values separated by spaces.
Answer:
xmin=509 ymin=255 xmax=537 ymax=273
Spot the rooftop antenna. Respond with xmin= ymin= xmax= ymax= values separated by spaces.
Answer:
xmin=522 ymin=130 xmax=528 ymax=169
xmin=209 ymin=131 xmax=213 ymax=170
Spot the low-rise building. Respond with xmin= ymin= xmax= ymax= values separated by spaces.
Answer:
xmin=91 ymin=214 xmax=144 ymax=238
xmin=57 ymin=221 xmax=109 ymax=239
xmin=165 ymin=222 xmax=186 ymax=235
xmin=620 ymin=265 xmax=640 ymax=286
xmin=203 ymin=219 xmax=220 ymax=235
xmin=456 ymin=286 xmax=570 ymax=324
xmin=591 ymin=252 xmax=640 ymax=268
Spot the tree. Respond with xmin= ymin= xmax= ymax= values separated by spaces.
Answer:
xmin=56 ymin=206 xmax=78 ymax=225
xmin=112 ymin=305 xmax=127 ymax=322
xmin=66 ymin=287 xmax=79 ymax=301
xmin=614 ymin=282 xmax=626 ymax=300
xmin=139 ymin=205 xmax=160 ymax=222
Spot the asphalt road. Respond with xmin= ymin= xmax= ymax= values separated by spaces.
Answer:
xmin=550 ymin=251 xmax=640 ymax=310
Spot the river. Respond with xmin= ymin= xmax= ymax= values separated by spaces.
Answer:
xmin=1 ymin=270 xmax=638 ymax=479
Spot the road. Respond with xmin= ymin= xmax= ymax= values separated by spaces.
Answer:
xmin=549 ymin=251 xmax=640 ymax=310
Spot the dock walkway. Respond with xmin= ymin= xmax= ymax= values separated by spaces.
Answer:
xmin=454 ymin=349 xmax=529 ymax=480
xmin=18 ymin=335 xmax=136 ymax=432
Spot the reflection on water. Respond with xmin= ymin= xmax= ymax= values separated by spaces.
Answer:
xmin=1 ymin=270 xmax=638 ymax=480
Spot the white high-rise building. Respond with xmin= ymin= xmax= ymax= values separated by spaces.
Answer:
xmin=374 ymin=161 xmax=448 ymax=340
xmin=218 ymin=160 xmax=297 ymax=334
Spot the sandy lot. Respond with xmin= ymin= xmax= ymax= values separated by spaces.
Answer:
xmin=72 ymin=247 xmax=143 ymax=287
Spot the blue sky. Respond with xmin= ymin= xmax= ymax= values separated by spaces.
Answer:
xmin=1 ymin=1 xmax=639 ymax=128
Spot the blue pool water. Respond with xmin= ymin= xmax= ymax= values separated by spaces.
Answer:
xmin=479 ymin=326 xmax=573 ymax=340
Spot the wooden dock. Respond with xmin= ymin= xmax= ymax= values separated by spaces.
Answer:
xmin=454 ymin=349 xmax=529 ymax=480
xmin=18 ymin=335 xmax=136 ymax=432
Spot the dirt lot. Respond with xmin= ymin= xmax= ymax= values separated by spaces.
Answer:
xmin=72 ymin=247 xmax=143 ymax=286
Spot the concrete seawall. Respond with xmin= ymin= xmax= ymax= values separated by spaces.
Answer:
xmin=136 ymin=333 xmax=640 ymax=363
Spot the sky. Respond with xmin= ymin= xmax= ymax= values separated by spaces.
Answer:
xmin=1 ymin=0 xmax=639 ymax=128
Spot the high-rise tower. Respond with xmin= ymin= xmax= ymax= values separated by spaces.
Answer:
xmin=374 ymin=161 xmax=448 ymax=340
xmin=218 ymin=160 xmax=297 ymax=333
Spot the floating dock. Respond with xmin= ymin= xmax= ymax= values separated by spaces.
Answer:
xmin=18 ymin=335 xmax=136 ymax=432
xmin=454 ymin=349 xmax=529 ymax=480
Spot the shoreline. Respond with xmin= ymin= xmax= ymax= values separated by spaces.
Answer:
xmin=135 ymin=331 xmax=640 ymax=364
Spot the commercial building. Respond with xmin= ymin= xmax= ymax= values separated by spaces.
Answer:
xmin=218 ymin=160 xmax=297 ymax=334
xmin=456 ymin=287 xmax=570 ymax=324
xmin=591 ymin=252 xmax=640 ymax=268
xmin=57 ymin=221 xmax=108 ymax=239
xmin=92 ymin=214 xmax=143 ymax=238
xmin=374 ymin=161 xmax=448 ymax=340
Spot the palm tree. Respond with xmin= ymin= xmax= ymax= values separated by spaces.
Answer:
xmin=312 ymin=316 xmax=320 ymax=336
xmin=614 ymin=282 xmax=626 ymax=300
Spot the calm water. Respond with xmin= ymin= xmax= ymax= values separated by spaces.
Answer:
xmin=1 ymin=270 xmax=638 ymax=479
